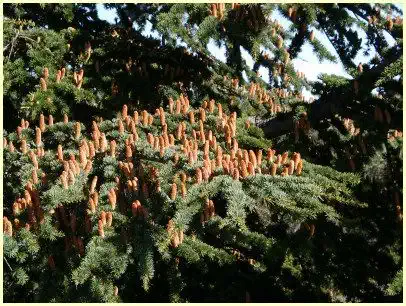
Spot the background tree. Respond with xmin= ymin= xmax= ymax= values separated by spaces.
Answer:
xmin=3 ymin=3 xmax=403 ymax=302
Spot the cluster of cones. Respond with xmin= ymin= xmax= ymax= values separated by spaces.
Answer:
xmin=98 ymin=211 xmax=114 ymax=238
xmin=73 ymin=69 xmax=84 ymax=89
xmin=131 ymin=200 xmax=148 ymax=219
xmin=374 ymin=105 xmax=392 ymax=124
xmin=39 ymin=66 xmax=67 ymax=89
xmin=39 ymin=54 xmax=88 ymax=92
xmin=125 ymin=57 xmax=133 ymax=73
xmin=111 ymin=80 xmax=119 ymax=96
xmin=130 ymin=96 xmax=305 ymax=188
xmin=249 ymin=79 xmax=311 ymax=113
xmin=168 ymin=94 xmax=190 ymax=115
xmin=56 ymin=206 xmax=86 ymax=257
xmin=227 ymin=77 xmax=239 ymax=90
xmin=167 ymin=219 xmax=184 ymax=248
xmin=261 ymin=49 xmax=294 ymax=74
xmin=80 ymin=41 xmax=92 ymax=62
xmin=342 ymin=117 xmax=361 ymax=136
xmin=210 ymin=3 xmax=226 ymax=20
xmin=8 ymin=166 xmax=45 ymax=235
xmin=294 ymin=112 xmax=311 ymax=143
xmin=287 ymin=6 xmax=299 ymax=22
xmin=38 ymin=66 xmax=82 ymax=91
xmin=385 ymin=15 xmax=403 ymax=30
xmin=303 ymin=223 xmax=316 ymax=238
xmin=168 ymin=172 xmax=188 ymax=200
xmin=5 ymin=94 xmax=307 ymax=256
xmin=8 ymin=185 xmax=44 ymax=233
xmin=200 ymin=198 xmax=215 ymax=223
xmin=341 ymin=117 xmax=367 ymax=156
xmin=195 ymin=145 xmax=303 ymax=183
xmin=248 ymin=82 xmax=284 ymax=114
xmin=3 ymin=217 xmax=13 ymax=237
xmin=39 ymin=67 xmax=49 ymax=91
xmin=59 ymin=152 xmax=90 ymax=188
xmin=55 ymin=67 xmax=66 ymax=83
xmin=388 ymin=130 xmax=403 ymax=142
xmin=367 ymin=7 xmax=402 ymax=29
xmin=6 ymin=115 xmax=97 ymax=258
xmin=287 ymin=6 xmax=314 ymax=40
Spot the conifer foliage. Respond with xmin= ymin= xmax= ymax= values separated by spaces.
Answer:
xmin=3 ymin=3 xmax=403 ymax=302
xmin=3 ymin=100 xmax=363 ymax=302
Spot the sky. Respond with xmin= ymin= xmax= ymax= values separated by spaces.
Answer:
xmin=96 ymin=4 xmax=398 ymax=98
